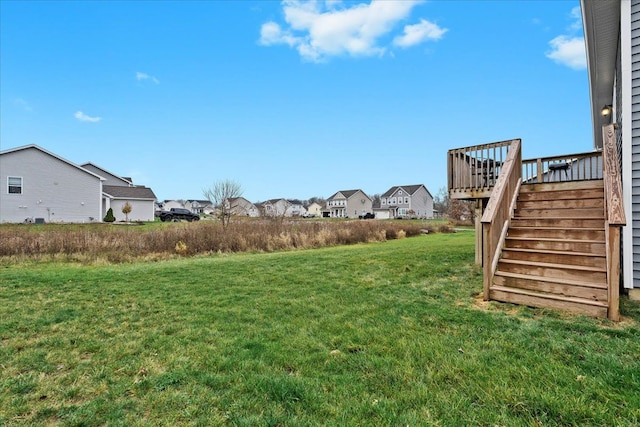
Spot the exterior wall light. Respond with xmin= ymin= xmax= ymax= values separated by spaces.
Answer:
xmin=601 ymin=105 xmax=612 ymax=116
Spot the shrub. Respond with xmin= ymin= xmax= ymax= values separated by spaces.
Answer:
xmin=104 ymin=208 xmax=115 ymax=223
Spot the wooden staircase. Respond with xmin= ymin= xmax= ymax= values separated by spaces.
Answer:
xmin=490 ymin=180 xmax=610 ymax=318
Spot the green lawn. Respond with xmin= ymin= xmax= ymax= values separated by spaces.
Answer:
xmin=1 ymin=232 xmax=639 ymax=426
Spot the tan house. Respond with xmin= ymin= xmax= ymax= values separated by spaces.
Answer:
xmin=326 ymin=189 xmax=372 ymax=218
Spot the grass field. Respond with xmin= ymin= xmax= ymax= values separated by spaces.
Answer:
xmin=1 ymin=232 xmax=640 ymax=426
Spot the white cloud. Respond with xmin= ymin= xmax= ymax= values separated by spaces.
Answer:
xmin=546 ymin=35 xmax=586 ymax=70
xmin=546 ymin=6 xmax=586 ymax=70
xmin=260 ymin=0 xmax=444 ymax=62
xmin=136 ymin=71 xmax=160 ymax=84
xmin=74 ymin=111 xmax=102 ymax=123
xmin=393 ymin=18 xmax=447 ymax=48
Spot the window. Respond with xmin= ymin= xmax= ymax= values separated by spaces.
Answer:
xmin=398 ymin=190 xmax=403 ymax=196
xmin=405 ymin=197 xmax=409 ymax=204
xmin=382 ymin=199 xmax=386 ymax=205
xmin=391 ymin=197 xmax=396 ymax=204
xmin=8 ymin=176 xmax=22 ymax=194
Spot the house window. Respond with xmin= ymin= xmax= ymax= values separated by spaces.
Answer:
xmin=391 ymin=197 xmax=396 ymax=204
xmin=398 ymin=190 xmax=403 ymax=195
xmin=8 ymin=176 xmax=22 ymax=194
xmin=382 ymin=199 xmax=386 ymax=205
xmin=405 ymin=197 xmax=409 ymax=204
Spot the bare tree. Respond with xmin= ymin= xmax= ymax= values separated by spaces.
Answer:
xmin=203 ymin=179 xmax=243 ymax=228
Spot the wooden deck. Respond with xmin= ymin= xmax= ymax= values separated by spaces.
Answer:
xmin=447 ymin=125 xmax=624 ymax=320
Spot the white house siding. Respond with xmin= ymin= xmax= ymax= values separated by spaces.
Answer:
xmin=0 ymin=147 xmax=102 ymax=223
xmin=109 ymin=199 xmax=154 ymax=222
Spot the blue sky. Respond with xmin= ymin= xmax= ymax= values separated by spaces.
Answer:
xmin=1 ymin=0 xmax=590 ymax=202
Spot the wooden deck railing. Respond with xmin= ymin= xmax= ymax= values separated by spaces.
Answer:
xmin=480 ymin=139 xmax=522 ymax=300
xmin=448 ymin=140 xmax=513 ymax=199
xmin=602 ymin=124 xmax=625 ymax=321
xmin=522 ymin=151 xmax=603 ymax=184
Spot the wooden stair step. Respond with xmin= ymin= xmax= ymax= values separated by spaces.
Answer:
xmin=517 ymin=188 xmax=604 ymax=201
xmin=514 ymin=208 xmax=604 ymax=219
xmin=510 ymin=218 xmax=605 ymax=228
xmin=501 ymin=247 xmax=606 ymax=269
xmin=507 ymin=227 xmax=605 ymax=240
xmin=489 ymin=285 xmax=608 ymax=318
xmin=516 ymin=198 xmax=604 ymax=210
xmin=520 ymin=180 xmax=604 ymax=193
xmin=497 ymin=259 xmax=606 ymax=284
xmin=493 ymin=273 xmax=608 ymax=302
xmin=504 ymin=237 xmax=605 ymax=254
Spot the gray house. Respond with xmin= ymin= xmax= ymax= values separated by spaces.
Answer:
xmin=0 ymin=145 xmax=156 ymax=223
xmin=326 ymin=189 xmax=372 ymax=218
xmin=1 ymin=145 xmax=103 ymax=223
xmin=376 ymin=184 xmax=434 ymax=219
xmin=582 ymin=0 xmax=640 ymax=299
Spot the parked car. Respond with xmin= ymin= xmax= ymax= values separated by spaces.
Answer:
xmin=158 ymin=208 xmax=200 ymax=222
xmin=359 ymin=212 xmax=375 ymax=219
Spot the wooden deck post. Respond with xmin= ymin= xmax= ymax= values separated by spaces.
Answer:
xmin=475 ymin=199 xmax=482 ymax=265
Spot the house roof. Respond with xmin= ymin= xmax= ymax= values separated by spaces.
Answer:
xmin=1 ymin=144 xmax=105 ymax=181
xmin=381 ymin=184 xmax=429 ymax=198
xmin=581 ymin=0 xmax=620 ymax=149
xmin=81 ymin=162 xmax=133 ymax=185
xmin=103 ymin=185 xmax=157 ymax=200
xmin=328 ymin=189 xmax=367 ymax=200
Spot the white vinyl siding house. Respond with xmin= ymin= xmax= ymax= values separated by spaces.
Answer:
xmin=0 ymin=145 xmax=103 ymax=223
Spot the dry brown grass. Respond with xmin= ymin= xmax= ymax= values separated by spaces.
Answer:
xmin=0 ymin=219 xmax=452 ymax=264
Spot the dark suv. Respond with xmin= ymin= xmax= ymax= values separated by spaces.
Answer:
xmin=159 ymin=208 xmax=200 ymax=222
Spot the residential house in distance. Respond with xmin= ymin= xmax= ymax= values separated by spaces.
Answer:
xmin=375 ymin=184 xmax=433 ymax=219
xmin=258 ymin=198 xmax=291 ymax=217
xmin=0 ymin=145 xmax=157 ymax=223
xmin=185 ymin=200 xmax=214 ymax=215
xmin=228 ymin=197 xmax=259 ymax=217
xmin=286 ymin=200 xmax=307 ymax=217
xmin=306 ymin=202 xmax=323 ymax=217
xmin=326 ymin=189 xmax=372 ymax=218
xmin=81 ymin=162 xmax=156 ymax=222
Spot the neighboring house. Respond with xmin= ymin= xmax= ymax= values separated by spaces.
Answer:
xmin=162 ymin=200 xmax=186 ymax=211
xmin=1 ymin=145 xmax=104 ymax=223
xmin=0 ymin=144 xmax=157 ymax=223
xmin=582 ymin=0 xmax=640 ymax=298
xmin=81 ymin=162 xmax=156 ymax=222
xmin=185 ymin=200 xmax=213 ymax=215
xmin=378 ymin=184 xmax=434 ymax=219
xmin=259 ymin=198 xmax=291 ymax=217
xmin=326 ymin=189 xmax=372 ymax=218
xmin=372 ymin=199 xmax=389 ymax=219
xmin=228 ymin=197 xmax=259 ymax=217
xmin=286 ymin=200 xmax=307 ymax=217
xmin=306 ymin=202 xmax=323 ymax=217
